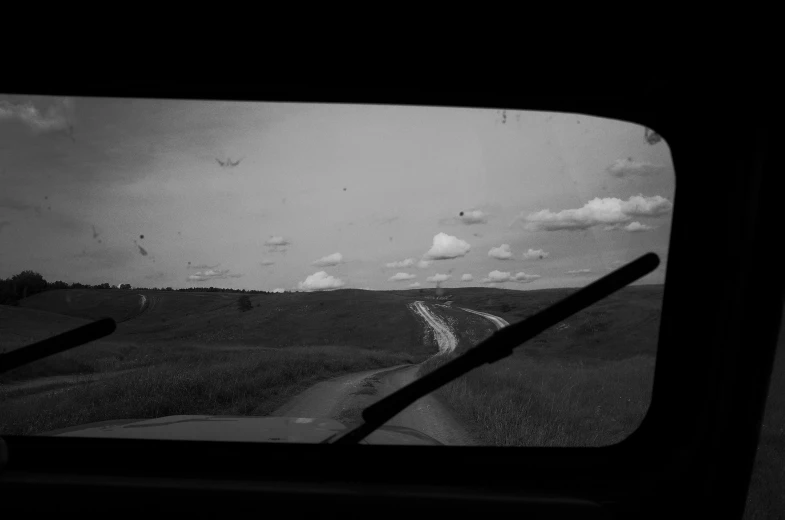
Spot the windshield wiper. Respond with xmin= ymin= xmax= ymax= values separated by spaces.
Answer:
xmin=327 ymin=252 xmax=660 ymax=445
xmin=0 ymin=317 xmax=116 ymax=376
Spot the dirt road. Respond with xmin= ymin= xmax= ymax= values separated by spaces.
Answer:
xmin=458 ymin=307 xmax=510 ymax=330
xmin=408 ymin=301 xmax=458 ymax=354
xmin=272 ymin=300 xmax=474 ymax=445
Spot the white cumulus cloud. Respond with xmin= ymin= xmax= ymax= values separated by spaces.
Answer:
xmin=481 ymin=270 xmax=512 ymax=283
xmin=312 ymin=252 xmax=343 ymax=267
xmin=605 ymin=221 xmax=655 ymax=232
xmin=512 ymin=272 xmax=540 ymax=282
xmin=424 ymin=232 xmax=471 ymax=260
xmin=271 ymin=288 xmax=285 ymax=293
xmin=297 ymin=271 xmax=345 ymax=291
xmin=521 ymin=248 xmax=549 ymax=260
xmin=265 ymin=236 xmax=291 ymax=252
xmin=480 ymin=270 xmax=539 ymax=283
xmin=519 ymin=195 xmax=673 ymax=231
xmin=488 ymin=244 xmax=513 ymax=260
xmin=461 ymin=274 xmax=474 ymax=281
xmin=607 ymin=157 xmax=668 ymax=178
xmin=389 ymin=272 xmax=416 ymax=282
xmin=386 ymin=258 xmax=416 ymax=268
xmin=426 ymin=273 xmax=451 ymax=283
xmin=187 ymin=269 xmax=243 ymax=282
xmin=459 ymin=209 xmax=488 ymax=224
xmin=567 ymin=269 xmax=592 ymax=275
xmin=417 ymin=259 xmax=433 ymax=269
xmin=409 ymin=282 xmax=421 ymax=288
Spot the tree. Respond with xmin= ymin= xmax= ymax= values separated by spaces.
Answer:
xmin=237 ymin=295 xmax=253 ymax=312
xmin=10 ymin=270 xmax=47 ymax=299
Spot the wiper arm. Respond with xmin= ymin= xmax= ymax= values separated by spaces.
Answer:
xmin=328 ymin=252 xmax=659 ymax=445
xmin=0 ymin=317 xmax=116 ymax=376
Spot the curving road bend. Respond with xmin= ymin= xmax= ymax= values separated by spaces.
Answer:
xmin=408 ymin=301 xmax=458 ymax=354
xmin=458 ymin=307 xmax=509 ymax=330
xmin=271 ymin=300 xmax=473 ymax=445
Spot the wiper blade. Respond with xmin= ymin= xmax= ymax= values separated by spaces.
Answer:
xmin=329 ymin=252 xmax=659 ymax=445
xmin=0 ymin=317 xmax=116 ymax=376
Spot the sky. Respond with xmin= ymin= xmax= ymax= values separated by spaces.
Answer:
xmin=0 ymin=95 xmax=675 ymax=292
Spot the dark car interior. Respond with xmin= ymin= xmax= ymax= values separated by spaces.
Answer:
xmin=0 ymin=79 xmax=780 ymax=519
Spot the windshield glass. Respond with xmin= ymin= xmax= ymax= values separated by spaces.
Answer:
xmin=0 ymin=95 xmax=674 ymax=446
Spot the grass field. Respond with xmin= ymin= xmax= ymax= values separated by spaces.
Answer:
xmin=416 ymin=285 xmax=663 ymax=446
xmin=3 ymin=285 xmax=663 ymax=447
xmin=0 ymin=344 xmax=418 ymax=435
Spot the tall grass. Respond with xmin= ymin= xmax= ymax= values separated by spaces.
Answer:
xmin=0 ymin=345 xmax=416 ymax=436
xmin=419 ymin=352 xmax=655 ymax=446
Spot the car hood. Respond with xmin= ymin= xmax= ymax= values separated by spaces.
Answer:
xmin=38 ymin=415 xmax=443 ymax=445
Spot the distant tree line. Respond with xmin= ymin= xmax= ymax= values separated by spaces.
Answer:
xmin=0 ymin=270 xmax=283 ymax=306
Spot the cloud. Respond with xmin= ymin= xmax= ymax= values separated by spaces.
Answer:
xmin=620 ymin=195 xmax=673 ymax=217
xmin=188 ymin=263 xmax=220 ymax=269
xmin=481 ymin=270 xmax=512 ymax=283
xmin=488 ymin=244 xmax=513 ymax=260
xmin=459 ymin=210 xmax=488 ymax=224
xmin=423 ymin=232 xmax=471 ymax=260
xmin=605 ymin=221 xmax=655 ymax=232
xmin=312 ymin=252 xmax=343 ymax=267
xmin=265 ymin=236 xmax=290 ymax=246
xmin=481 ymin=270 xmax=540 ymax=284
xmin=389 ymin=272 xmax=417 ymax=282
xmin=297 ymin=271 xmax=345 ymax=291
xmin=512 ymin=272 xmax=540 ymax=282
xmin=271 ymin=288 xmax=285 ymax=293
xmin=0 ymin=97 xmax=73 ymax=132
xmin=521 ymin=248 xmax=549 ymax=260
xmin=438 ymin=209 xmax=489 ymax=226
xmin=567 ymin=269 xmax=592 ymax=275
xmin=519 ymin=195 xmax=673 ymax=231
xmin=426 ymin=273 xmax=451 ymax=283
xmin=187 ymin=269 xmax=244 ymax=282
xmin=386 ymin=258 xmax=415 ymax=268
xmin=408 ymin=282 xmax=421 ymax=288
xmin=260 ymin=259 xmax=276 ymax=266
xmin=417 ymin=259 xmax=433 ymax=269
xmin=461 ymin=274 xmax=474 ymax=281
xmin=606 ymin=157 xmax=668 ymax=178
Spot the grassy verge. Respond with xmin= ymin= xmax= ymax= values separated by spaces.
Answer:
xmin=0 ymin=345 xmax=418 ymax=436
xmin=418 ymin=352 xmax=655 ymax=446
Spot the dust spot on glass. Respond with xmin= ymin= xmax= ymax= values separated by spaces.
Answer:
xmin=133 ymin=240 xmax=148 ymax=256
xmin=98 ymin=239 xmax=102 ymax=244
xmin=92 ymin=225 xmax=100 ymax=240
xmin=343 ymin=188 xmax=347 ymax=191
xmin=44 ymin=196 xmax=48 ymax=200
xmin=140 ymin=234 xmax=144 ymax=239
xmin=389 ymin=236 xmax=393 ymax=242
xmin=459 ymin=211 xmax=464 ymax=216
